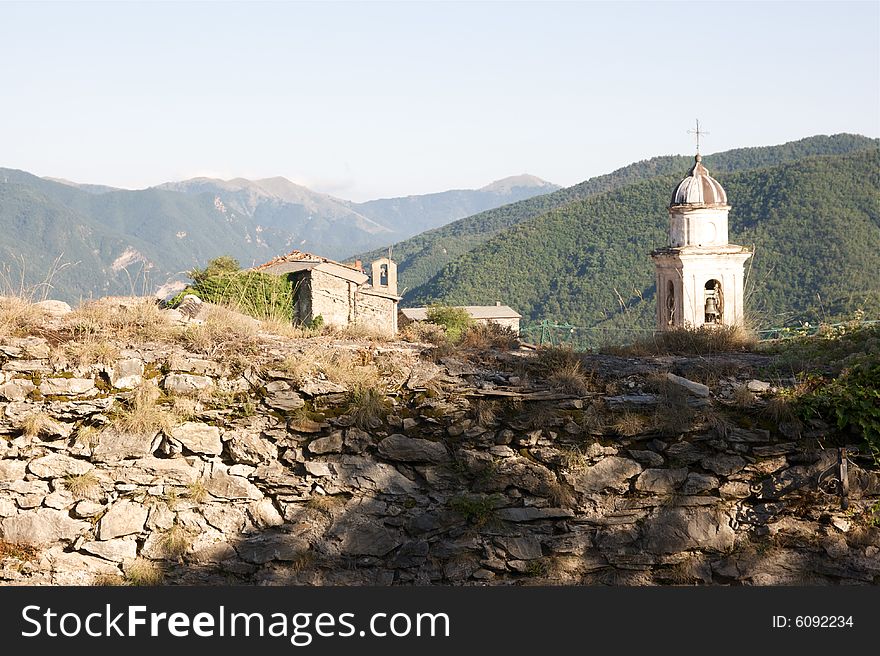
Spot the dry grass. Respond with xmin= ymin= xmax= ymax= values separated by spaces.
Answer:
xmin=326 ymin=322 xmax=392 ymax=342
xmin=400 ymin=321 xmax=447 ymax=346
xmin=160 ymin=525 xmax=192 ymax=559
xmin=614 ymin=325 xmax=758 ymax=356
xmin=170 ymin=396 xmax=200 ymax=421
xmin=547 ymin=361 xmax=595 ymax=396
xmin=187 ymin=479 xmax=209 ymax=503
xmin=652 ymin=383 xmax=696 ymax=436
xmin=0 ymin=297 xmax=49 ymax=338
xmin=19 ymin=412 xmax=56 ymax=438
xmin=61 ymin=337 xmax=120 ymax=367
xmin=63 ymin=471 xmax=101 ymax=499
xmin=305 ymin=495 xmax=348 ymax=515
xmin=74 ymin=425 xmax=100 ymax=450
xmin=612 ymin=412 xmax=648 ymax=437
xmin=0 ymin=540 xmax=40 ymax=562
xmin=125 ymin=558 xmax=164 ymax=586
xmin=459 ymin=322 xmax=519 ymax=351
xmin=65 ymin=297 xmax=174 ymax=342
xmin=346 ymin=384 xmax=389 ymax=429
xmin=92 ymin=573 xmax=126 ymax=586
xmin=111 ymin=383 xmax=174 ymax=435
xmin=732 ymin=384 xmax=756 ymax=408
xmin=178 ymin=305 xmax=260 ymax=360
xmin=471 ymin=399 xmax=498 ymax=426
xmin=560 ymin=446 xmax=591 ymax=474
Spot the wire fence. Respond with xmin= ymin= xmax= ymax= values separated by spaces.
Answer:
xmin=520 ymin=319 xmax=880 ymax=351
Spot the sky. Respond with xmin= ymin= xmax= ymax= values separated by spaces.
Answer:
xmin=1 ymin=1 xmax=878 ymax=201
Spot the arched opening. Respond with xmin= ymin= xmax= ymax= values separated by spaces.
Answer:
xmin=704 ymin=279 xmax=723 ymax=325
xmin=665 ymin=280 xmax=675 ymax=326
xmin=379 ymin=263 xmax=389 ymax=287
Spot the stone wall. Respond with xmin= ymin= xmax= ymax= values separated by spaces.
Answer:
xmin=1 ymin=334 xmax=878 ymax=586
xmin=354 ymin=290 xmax=397 ymax=337
xmin=307 ymin=269 xmax=356 ymax=328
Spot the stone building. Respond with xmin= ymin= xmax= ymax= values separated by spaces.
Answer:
xmin=400 ymin=303 xmax=522 ymax=334
xmin=651 ymin=154 xmax=751 ymax=330
xmin=255 ymin=251 xmax=400 ymax=336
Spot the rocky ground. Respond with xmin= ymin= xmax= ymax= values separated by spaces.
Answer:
xmin=0 ymin=297 xmax=878 ymax=585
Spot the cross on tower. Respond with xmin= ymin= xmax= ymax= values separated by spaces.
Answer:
xmin=688 ymin=119 xmax=709 ymax=154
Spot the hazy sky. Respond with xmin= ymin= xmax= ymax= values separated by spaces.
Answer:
xmin=1 ymin=1 xmax=878 ymax=201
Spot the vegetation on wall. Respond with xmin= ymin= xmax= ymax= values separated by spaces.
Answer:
xmin=171 ymin=256 xmax=294 ymax=322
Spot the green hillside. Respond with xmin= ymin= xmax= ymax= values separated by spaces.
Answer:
xmin=358 ymin=134 xmax=878 ymax=295
xmin=407 ymin=150 xmax=880 ymax=333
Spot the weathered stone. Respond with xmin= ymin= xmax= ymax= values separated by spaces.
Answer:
xmin=171 ymin=422 xmax=222 ymax=455
xmin=204 ymin=470 xmax=262 ymax=500
xmin=43 ymin=490 xmax=75 ymax=509
xmin=666 ymin=373 xmax=710 ymax=398
xmin=91 ymin=429 xmax=159 ymax=462
xmin=568 ymin=457 xmax=642 ymax=494
xmin=1 ymin=359 xmax=50 ymax=373
xmin=0 ymin=498 xmax=17 ymax=517
xmin=333 ymin=456 xmax=419 ymax=495
xmin=304 ymin=461 xmax=331 ymax=477
xmin=682 ymin=472 xmax=720 ymax=495
xmin=378 ymin=434 xmax=449 ymax=464
xmin=248 ymin=498 xmax=284 ymax=528
xmin=40 ymin=377 xmax=96 ymax=396
xmin=344 ymin=427 xmax=372 ymax=453
xmin=228 ymin=431 xmax=277 ymax=465
xmin=496 ymin=507 xmax=574 ymax=522
xmin=642 ymin=507 xmax=735 ymax=553
xmin=115 ymin=456 xmax=199 ymax=486
xmin=747 ymin=379 xmax=771 ymax=393
xmin=308 ymin=433 xmax=344 ymax=455
xmin=629 ymin=449 xmax=665 ymax=467
xmin=97 ymin=500 xmax=148 ymax=540
xmin=164 ymin=373 xmax=214 ymax=395
xmin=0 ymin=379 xmax=36 ymax=402
xmin=169 ymin=356 xmax=224 ymax=376
xmin=72 ymin=500 xmax=105 ymax=518
xmin=81 ymin=537 xmax=138 ymax=562
xmin=28 ymin=453 xmax=94 ymax=479
xmin=110 ymin=359 xmax=144 ymax=389
xmin=34 ymin=300 xmax=71 ymax=318
xmin=202 ymin=504 xmax=248 ymax=534
xmin=701 ymin=454 xmax=747 ymax=476
xmin=264 ymin=390 xmax=305 ymax=412
xmin=635 ymin=468 xmax=688 ymax=494
xmin=48 ymin=550 xmax=122 ymax=585
xmin=719 ymin=481 xmax=752 ymax=499
xmin=496 ymin=536 xmax=543 ymax=560
xmin=333 ymin=517 xmax=403 ymax=557
xmin=299 ymin=376 xmax=347 ymax=396
xmin=0 ymin=459 xmax=27 ymax=482
xmin=0 ymin=508 xmax=90 ymax=545
xmin=666 ymin=441 xmax=711 ymax=465
xmin=235 ymin=533 xmax=310 ymax=564
xmin=288 ymin=417 xmax=327 ymax=433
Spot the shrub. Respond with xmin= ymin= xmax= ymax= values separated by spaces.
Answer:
xmin=171 ymin=256 xmax=294 ymax=323
xmin=111 ymin=383 xmax=173 ymax=436
xmin=448 ymin=494 xmax=499 ymax=527
xmin=400 ymin=320 xmax=447 ymax=345
xmin=346 ymin=384 xmax=389 ymax=429
xmin=460 ymin=322 xmax=519 ymax=350
xmin=0 ymin=297 xmax=48 ymax=338
xmin=425 ymin=306 xmax=473 ymax=343
xmin=616 ymin=325 xmax=758 ymax=356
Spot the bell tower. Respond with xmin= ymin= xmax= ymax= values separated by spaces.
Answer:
xmin=651 ymin=123 xmax=751 ymax=330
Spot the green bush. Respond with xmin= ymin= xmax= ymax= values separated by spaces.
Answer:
xmin=170 ymin=256 xmax=294 ymax=322
xmin=798 ymin=351 xmax=880 ymax=454
xmin=425 ymin=305 xmax=473 ymax=343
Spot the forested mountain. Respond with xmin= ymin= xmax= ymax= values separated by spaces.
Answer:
xmin=358 ymin=134 xmax=878 ymax=295
xmin=407 ymin=150 xmax=880 ymax=331
xmin=0 ymin=169 xmax=556 ymax=303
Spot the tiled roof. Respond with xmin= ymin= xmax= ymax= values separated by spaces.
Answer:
xmin=253 ymin=250 xmax=363 ymax=273
xmin=401 ymin=305 xmax=522 ymax=321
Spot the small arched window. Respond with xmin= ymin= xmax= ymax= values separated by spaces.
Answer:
xmin=379 ymin=263 xmax=389 ymax=287
xmin=665 ymin=280 xmax=675 ymax=325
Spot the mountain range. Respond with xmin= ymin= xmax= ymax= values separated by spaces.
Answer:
xmin=0 ymin=169 xmax=557 ymax=303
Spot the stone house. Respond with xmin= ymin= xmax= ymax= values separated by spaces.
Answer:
xmin=254 ymin=251 xmax=400 ymax=336
xmin=399 ymin=303 xmax=522 ymax=334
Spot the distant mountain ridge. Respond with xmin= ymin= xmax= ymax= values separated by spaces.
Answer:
xmin=0 ymin=167 xmax=558 ymax=303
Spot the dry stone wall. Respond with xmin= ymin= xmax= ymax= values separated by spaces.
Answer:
xmin=1 ymin=334 xmax=878 ymax=586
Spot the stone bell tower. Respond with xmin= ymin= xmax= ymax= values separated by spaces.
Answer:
xmin=651 ymin=126 xmax=751 ymax=330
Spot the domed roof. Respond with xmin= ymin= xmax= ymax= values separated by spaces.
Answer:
xmin=670 ymin=154 xmax=728 ymax=207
